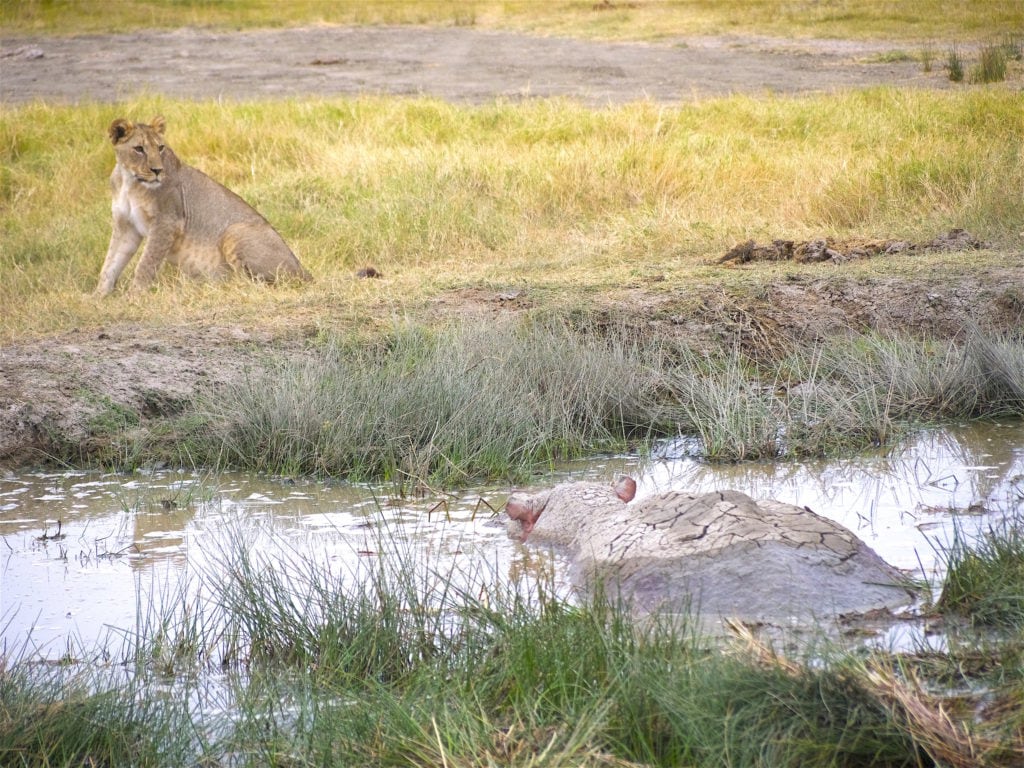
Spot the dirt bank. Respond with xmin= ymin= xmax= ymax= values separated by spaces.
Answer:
xmin=3 ymin=255 xmax=1022 ymax=470
xmin=1 ymin=26 xmax=1021 ymax=470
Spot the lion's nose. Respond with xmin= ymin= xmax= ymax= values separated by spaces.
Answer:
xmin=151 ymin=167 xmax=162 ymax=177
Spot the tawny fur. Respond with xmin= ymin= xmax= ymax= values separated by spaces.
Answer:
xmin=94 ymin=116 xmax=311 ymax=296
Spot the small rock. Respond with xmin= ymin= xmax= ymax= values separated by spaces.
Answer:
xmin=3 ymin=46 xmax=44 ymax=60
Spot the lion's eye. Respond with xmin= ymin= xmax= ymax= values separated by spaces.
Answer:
xmin=158 ymin=145 xmax=165 ymax=153
xmin=133 ymin=146 xmax=145 ymax=154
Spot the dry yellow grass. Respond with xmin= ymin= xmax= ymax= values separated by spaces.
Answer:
xmin=3 ymin=0 xmax=1020 ymax=42
xmin=1 ymin=90 xmax=1021 ymax=342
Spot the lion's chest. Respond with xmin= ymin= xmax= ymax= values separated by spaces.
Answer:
xmin=111 ymin=166 xmax=159 ymax=237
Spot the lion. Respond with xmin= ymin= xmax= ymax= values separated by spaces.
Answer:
xmin=94 ymin=116 xmax=311 ymax=296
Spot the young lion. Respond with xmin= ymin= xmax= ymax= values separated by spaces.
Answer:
xmin=94 ymin=116 xmax=311 ymax=296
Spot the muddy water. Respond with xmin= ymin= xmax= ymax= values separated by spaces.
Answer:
xmin=2 ymin=421 xmax=1022 ymax=662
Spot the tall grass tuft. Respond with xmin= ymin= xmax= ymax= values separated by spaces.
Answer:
xmin=192 ymin=320 xmax=1024 ymax=476
xmin=966 ymin=328 xmax=1024 ymax=407
xmin=200 ymin=318 xmax=670 ymax=484
xmin=920 ymin=43 xmax=935 ymax=72
xmin=937 ymin=521 xmax=1024 ymax=628
xmin=971 ymin=45 xmax=1008 ymax=83
xmin=204 ymin=517 xmax=471 ymax=682
xmin=670 ymin=349 xmax=783 ymax=461
xmin=947 ymin=47 xmax=965 ymax=81
xmin=1000 ymin=34 xmax=1023 ymax=61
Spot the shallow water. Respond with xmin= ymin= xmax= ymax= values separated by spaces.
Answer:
xmin=2 ymin=420 xmax=1022 ymax=662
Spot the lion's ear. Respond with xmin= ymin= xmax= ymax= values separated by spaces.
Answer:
xmin=150 ymin=116 xmax=166 ymax=135
xmin=108 ymin=118 xmax=133 ymax=145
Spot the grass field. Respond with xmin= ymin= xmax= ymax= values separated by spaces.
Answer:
xmin=2 ymin=89 xmax=1022 ymax=341
xmin=3 ymin=0 xmax=1023 ymax=41
xmin=3 ymin=2 xmax=1022 ymax=342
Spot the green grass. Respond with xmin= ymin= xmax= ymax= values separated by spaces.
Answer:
xmin=0 ymin=663 xmax=192 ymax=767
xmin=2 ymin=0 xmax=1020 ymax=42
xmin=161 ymin=320 xmax=1023 ymax=484
xmin=197 ymin=318 xmax=669 ymax=484
xmin=937 ymin=521 xmax=1024 ymax=629
xmin=9 ymin=517 xmax=1016 ymax=767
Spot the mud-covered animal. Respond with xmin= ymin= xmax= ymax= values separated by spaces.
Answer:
xmin=506 ymin=477 xmax=914 ymax=624
xmin=94 ymin=116 xmax=311 ymax=296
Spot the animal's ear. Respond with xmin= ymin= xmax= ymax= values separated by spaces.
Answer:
xmin=150 ymin=116 xmax=166 ymax=135
xmin=108 ymin=118 xmax=133 ymax=145
xmin=613 ymin=476 xmax=637 ymax=503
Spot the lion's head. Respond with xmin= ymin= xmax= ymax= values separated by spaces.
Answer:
xmin=109 ymin=116 xmax=168 ymax=187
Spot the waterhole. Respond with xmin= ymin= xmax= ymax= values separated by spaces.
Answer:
xmin=2 ymin=420 xmax=1022 ymax=662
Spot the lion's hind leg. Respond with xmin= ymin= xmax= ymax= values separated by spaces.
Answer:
xmin=220 ymin=221 xmax=312 ymax=283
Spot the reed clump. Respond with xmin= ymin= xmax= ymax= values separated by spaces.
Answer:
xmin=183 ymin=320 xmax=1024 ymax=479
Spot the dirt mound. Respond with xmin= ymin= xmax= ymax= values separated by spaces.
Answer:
xmin=718 ymin=228 xmax=987 ymax=265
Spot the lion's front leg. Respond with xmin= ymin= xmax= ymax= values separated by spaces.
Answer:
xmin=128 ymin=224 xmax=179 ymax=294
xmin=94 ymin=220 xmax=143 ymax=297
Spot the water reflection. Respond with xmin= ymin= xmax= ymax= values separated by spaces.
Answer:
xmin=1 ymin=420 xmax=1022 ymax=662
xmin=0 ymin=470 xmax=541 ymax=662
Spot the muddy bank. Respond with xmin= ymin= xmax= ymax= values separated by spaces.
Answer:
xmin=0 ymin=323 xmax=313 ymax=470
xmin=3 ymin=264 xmax=1023 ymax=471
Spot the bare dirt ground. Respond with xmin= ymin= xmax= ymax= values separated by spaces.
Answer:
xmin=1 ymin=25 xmax=1021 ymax=469
xmin=1 ymin=25 xmax=958 ymax=105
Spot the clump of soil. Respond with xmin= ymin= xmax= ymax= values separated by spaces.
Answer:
xmin=718 ymin=228 xmax=987 ymax=265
